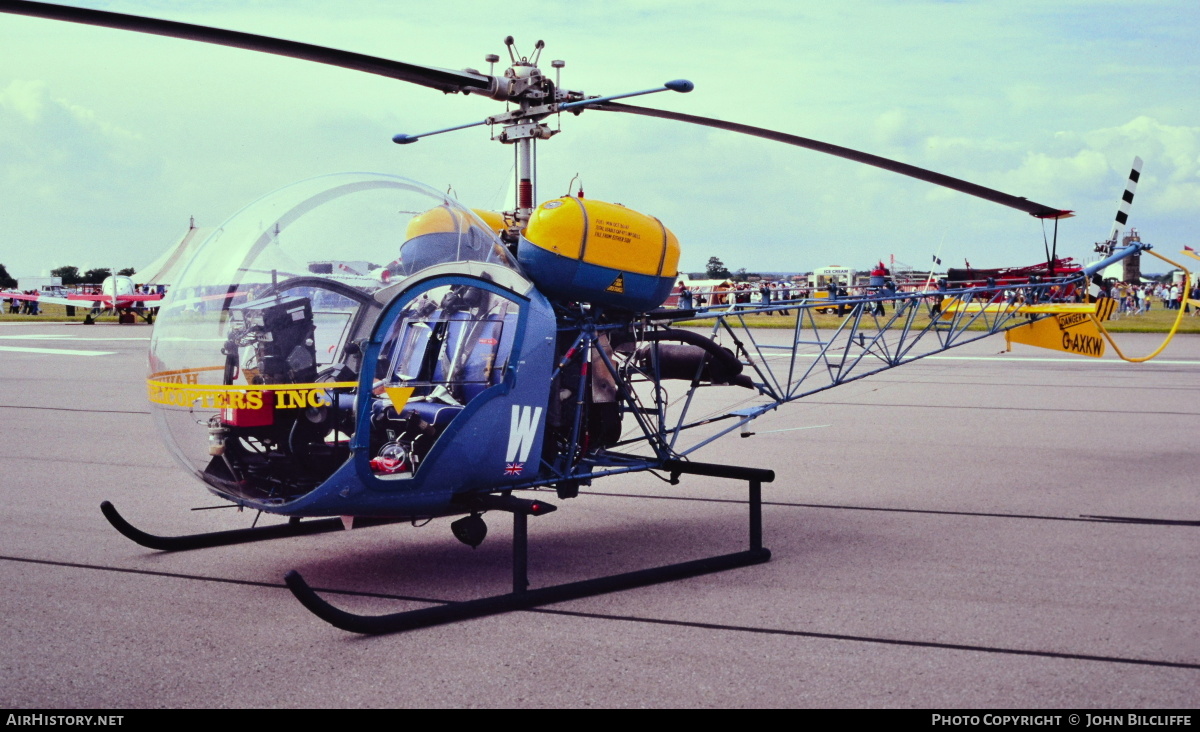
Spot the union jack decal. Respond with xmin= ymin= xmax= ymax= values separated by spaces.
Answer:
xmin=504 ymin=462 xmax=524 ymax=475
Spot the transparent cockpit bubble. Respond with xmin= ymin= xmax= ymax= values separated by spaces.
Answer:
xmin=146 ymin=172 xmax=517 ymax=498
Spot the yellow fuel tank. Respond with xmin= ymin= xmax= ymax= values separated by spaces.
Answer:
xmin=517 ymin=197 xmax=680 ymax=312
xmin=405 ymin=206 xmax=507 ymax=238
xmin=393 ymin=206 xmax=512 ymax=278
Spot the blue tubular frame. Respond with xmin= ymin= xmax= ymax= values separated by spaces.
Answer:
xmin=512 ymin=246 xmax=1150 ymax=487
xmin=665 ymin=279 xmax=1079 ymax=457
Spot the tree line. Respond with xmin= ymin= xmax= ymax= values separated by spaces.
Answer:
xmin=705 ymin=256 xmax=760 ymax=282
xmin=0 ymin=264 xmax=137 ymax=289
xmin=50 ymin=266 xmax=137 ymax=285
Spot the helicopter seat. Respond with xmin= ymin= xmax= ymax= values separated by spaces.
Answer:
xmin=401 ymin=400 xmax=462 ymax=430
xmin=371 ymin=393 xmax=460 ymax=429
xmin=455 ymin=312 xmax=511 ymax=402
xmin=428 ymin=311 xmax=472 ymax=385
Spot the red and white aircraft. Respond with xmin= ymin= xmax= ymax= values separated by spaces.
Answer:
xmin=2 ymin=275 xmax=164 ymax=321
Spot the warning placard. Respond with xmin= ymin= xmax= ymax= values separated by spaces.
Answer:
xmin=1006 ymin=314 xmax=1106 ymax=358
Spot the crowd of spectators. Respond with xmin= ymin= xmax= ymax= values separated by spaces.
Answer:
xmin=5 ymin=292 xmax=40 ymax=314
xmin=1103 ymin=280 xmax=1198 ymax=317
xmin=671 ymin=277 xmax=1199 ymax=317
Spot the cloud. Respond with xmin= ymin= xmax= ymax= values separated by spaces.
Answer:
xmin=0 ymin=79 xmax=156 ymax=202
xmin=3 ymin=0 xmax=1198 ymax=275
xmin=0 ymin=78 xmax=167 ymax=273
xmin=1000 ymin=117 xmax=1200 ymax=216
xmin=1005 ymin=149 xmax=1111 ymax=195
xmin=1084 ymin=117 xmax=1199 ymax=182
xmin=0 ymin=79 xmax=47 ymax=122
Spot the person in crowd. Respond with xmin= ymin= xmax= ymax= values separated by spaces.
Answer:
xmin=758 ymin=282 xmax=772 ymax=313
xmin=677 ymin=281 xmax=693 ymax=310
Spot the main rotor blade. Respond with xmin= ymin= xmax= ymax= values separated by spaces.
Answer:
xmin=1 ymin=0 xmax=493 ymax=95
xmin=596 ymin=101 xmax=1071 ymax=219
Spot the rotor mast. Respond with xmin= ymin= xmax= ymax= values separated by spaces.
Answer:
xmin=391 ymin=37 xmax=691 ymax=238
xmin=491 ymin=38 xmax=558 ymax=230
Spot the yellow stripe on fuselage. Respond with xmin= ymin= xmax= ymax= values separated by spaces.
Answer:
xmin=939 ymin=301 xmax=1106 ymax=320
xmin=146 ymin=379 xmax=358 ymax=409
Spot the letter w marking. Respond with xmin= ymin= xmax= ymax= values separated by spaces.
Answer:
xmin=507 ymin=406 xmax=544 ymax=462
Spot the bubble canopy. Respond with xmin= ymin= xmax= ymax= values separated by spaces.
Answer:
xmin=166 ymin=173 xmax=516 ymax=297
xmin=147 ymin=173 xmax=521 ymax=502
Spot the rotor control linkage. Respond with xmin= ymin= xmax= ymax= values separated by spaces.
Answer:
xmin=100 ymin=501 xmax=407 ymax=552
xmin=392 ymin=80 xmax=693 ymax=145
xmin=555 ymin=79 xmax=693 ymax=113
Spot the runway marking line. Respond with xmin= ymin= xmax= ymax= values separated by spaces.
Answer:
xmin=0 ymin=346 xmax=115 ymax=356
xmin=1 ymin=552 xmax=1195 ymax=670
xmin=0 ymin=334 xmax=149 ymax=341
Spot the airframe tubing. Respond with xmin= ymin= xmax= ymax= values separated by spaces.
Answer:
xmin=1089 ymin=249 xmax=1192 ymax=363
xmin=285 ymin=461 xmax=773 ymax=634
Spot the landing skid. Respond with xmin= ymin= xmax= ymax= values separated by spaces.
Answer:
xmin=284 ymin=460 xmax=773 ymax=634
xmin=100 ymin=501 xmax=406 ymax=552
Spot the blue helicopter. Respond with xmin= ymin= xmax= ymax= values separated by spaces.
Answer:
xmin=3 ymin=0 xmax=1175 ymax=634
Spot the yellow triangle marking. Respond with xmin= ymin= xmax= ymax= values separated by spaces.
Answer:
xmin=606 ymin=273 xmax=626 ymax=293
xmin=384 ymin=386 xmax=415 ymax=412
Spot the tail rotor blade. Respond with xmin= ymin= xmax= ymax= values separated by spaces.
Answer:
xmin=1105 ymin=156 xmax=1143 ymax=247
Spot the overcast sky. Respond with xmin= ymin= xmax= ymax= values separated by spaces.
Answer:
xmin=2 ymin=0 xmax=1197 ymax=279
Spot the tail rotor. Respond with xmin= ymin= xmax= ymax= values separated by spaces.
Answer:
xmin=1095 ymin=156 xmax=1143 ymax=255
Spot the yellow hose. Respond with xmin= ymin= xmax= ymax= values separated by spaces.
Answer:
xmin=1089 ymin=248 xmax=1191 ymax=362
